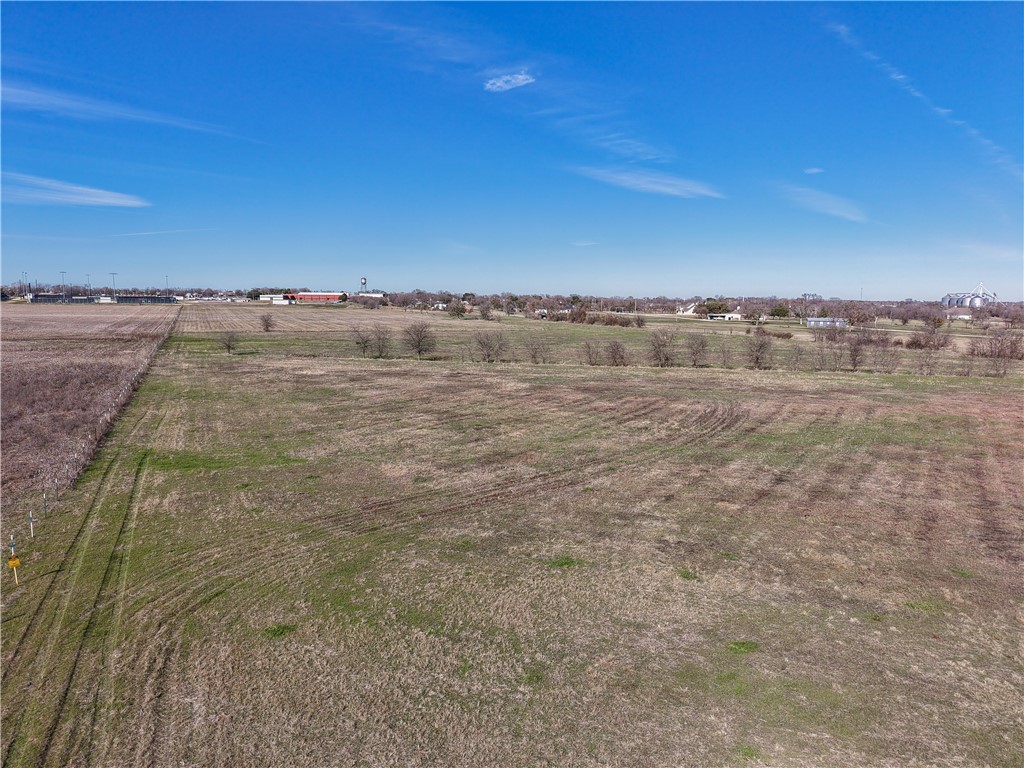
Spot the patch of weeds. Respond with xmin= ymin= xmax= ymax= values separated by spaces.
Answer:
xmin=720 ymin=551 xmax=740 ymax=561
xmin=714 ymin=671 xmax=749 ymax=696
xmin=864 ymin=612 xmax=885 ymax=623
xmin=456 ymin=659 xmax=472 ymax=678
xmin=522 ymin=665 xmax=547 ymax=686
xmin=263 ymin=623 xmax=297 ymax=639
xmin=738 ymin=744 xmax=761 ymax=761
xmin=950 ymin=566 xmax=974 ymax=579
xmin=582 ymin=486 xmax=594 ymax=493
xmin=235 ymin=481 xmax=252 ymax=490
xmin=905 ymin=599 xmax=946 ymax=616
xmin=548 ymin=555 xmax=584 ymax=569
xmin=453 ymin=538 xmax=475 ymax=552
xmin=677 ymin=567 xmax=700 ymax=581
xmin=412 ymin=475 xmax=429 ymax=484
xmin=728 ymin=640 xmax=760 ymax=655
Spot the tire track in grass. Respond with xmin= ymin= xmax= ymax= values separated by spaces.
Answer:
xmin=43 ymin=448 xmax=153 ymax=768
xmin=83 ymin=446 xmax=155 ymax=767
xmin=0 ymin=406 xmax=153 ymax=685
xmin=1 ymin=409 xmax=156 ymax=768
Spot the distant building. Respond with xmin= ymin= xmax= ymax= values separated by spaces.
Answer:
xmin=708 ymin=312 xmax=744 ymax=321
xmin=941 ymin=282 xmax=997 ymax=309
xmin=807 ymin=317 xmax=848 ymax=329
xmin=282 ymin=292 xmax=347 ymax=303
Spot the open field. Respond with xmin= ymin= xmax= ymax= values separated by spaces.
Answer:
xmin=173 ymin=302 xmax=1021 ymax=376
xmin=1 ymin=304 xmax=1022 ymax=767
xmin=0 ymin=304 xmax=179 ymax=503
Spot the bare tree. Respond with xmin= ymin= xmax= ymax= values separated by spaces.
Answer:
xmin=524 ymin=338 xmax=552 ymax=364
xmin=259 ymin=313 xmax=276 ymax=333
xmin=477 ymin=302 xmax=494 ymax=321
xmin=744 ymin=332 xmax=773 ymax=369
xmin=683 ymin=334 xmax=710 ymax=367
xmin=647 ymin=329 xmax=678 ymax=367
xmin=218 ymin=331 xmax=239 ymax=354
xmin=371 ymin=323 xmax=392 ymax=358
xmin=580 ymin=341 xmax=602 ymax=366
xmin=473 ymin=330 xmax=508 ymax=362
xmin=448 ymin=301 xmax=467 ymax=318
xmin=605 ymin=340 xmax=630 ymax=366
xmin=352 ymin=326 xmax=373 ymax=357
xmin=402 ymin=321 xmax=437 ymax=359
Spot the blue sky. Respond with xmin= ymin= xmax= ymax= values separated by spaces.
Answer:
xmin=2 ymin=2 xmax=1021 ymax=300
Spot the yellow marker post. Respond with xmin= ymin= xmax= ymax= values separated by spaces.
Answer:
xmin=8 ymin=556 xmax=21 ymax=585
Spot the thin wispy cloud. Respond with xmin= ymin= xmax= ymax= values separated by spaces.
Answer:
xmin=349 ymin=8 xmax=675 ymax=169
xmin=804 ymin=167 xmax=824 ymax=175
xmin=484 ymin=71 xmax=535 ymax=92
xmin=2 ymin=81 xmax=241 ymax=138
xmin=571 ymin=240 xmax=600 ymax=247
xmin=2 ymin=172 xmax=150 ymax=207
xmin=781 ymin=184 xmax=865 ymax=223
xmin=575 ymin=167 xmax=723 ymax=199
xmin=828 ymin=22 xmax=1022 ymax=180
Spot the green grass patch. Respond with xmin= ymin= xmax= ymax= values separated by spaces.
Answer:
xmin=728 ymin=640 xmax=760 ymax=655
xmin=677 ymin=567 xmax=700 ymax=581
xmin=720 ymin=551 xmax=740 ymax=561
xmin=548 ymin=555 xmax=584 ymax=569
xmin=950 ymin=567 xmax=975 ymax=579
xmin=738 ymin=744 xmax=762 ymax=761
xmin=905 ymin=599 xmax=947 ymax=616
xmin=263 ymin=623 xmax=297 ymax=638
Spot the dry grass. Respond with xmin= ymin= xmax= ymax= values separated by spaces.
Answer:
xmin=0 ymin=304 xmax=179 ymax=501
xmin=1 ymin=305 xmax=1021 ymax=767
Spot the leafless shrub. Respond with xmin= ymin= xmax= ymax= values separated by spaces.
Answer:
xmin=447 ymin=301 xmax=466 ymax=318
xmin=719 ymin=344 xmax=733 ymax=368
xmin=914 ymin=348 xmax=939 ymax=375
xmin=647 ymin=329 xmax=678 ymax=367
xmin=788 ymin=343 xmax=806 ymax=371
xmin=870 ymin=343 xmax=902 ymax=375
xmin=524 ymin=338 xmax=552 ymax=364
xmin=473 ymin=331 xmax=508 ymax=363
xmin=605 ymin=340 xmax=630 ymax=366
xmin=580 ymin=342 xmax=602 ymax=366
xmin=402 ymin=321 xmax=437 ymax=359
xmin=813 ymin=335 xmax=845 ymax=372
xmin=744 ymin=331 xmax=773 ymax=369
xmin=683 ymin=334 xmax=710 ymax=367
xmin=477 ymin=302 xmax=494 ymax=321
xmin=218 ymin=331 xmax=240 ymax=354
xmin=370 ymin=324 xmax=392 ymax=358
xmin=906 ymin=327 xmax=952 ymax=351
xmin=259 ymin=313 xmax=276 ymax=332
xmin=847 ymin=332 xmax=871 ymax=372
xmin=633 ymin=314 xmax=646 ymax=328
xmin=954 ymin=355 xmax=975 ymax=377
xmin=352 ymin=326 xmax=373 ymax=357
xmin=969 ymin=330 xmax=1024 ymax=377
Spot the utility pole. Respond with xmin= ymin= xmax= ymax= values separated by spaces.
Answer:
xmin=110 ymin=272 xmax=118 ymax=302
xmin=165 ymin=275 xmax=169 ymax=297
xmin=60 ymin=271 xmax=66 ymax=301
xmin=86 ymin=274 xmax=91 ymax=297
